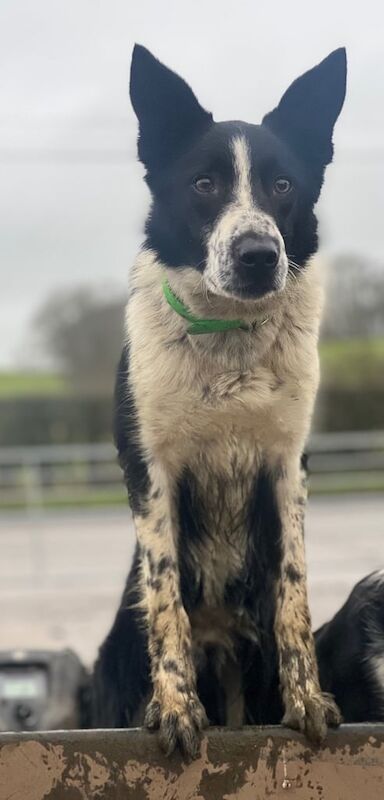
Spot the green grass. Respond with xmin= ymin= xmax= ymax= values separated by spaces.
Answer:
xmin=0 ymin=488 xmax=126 ymax=511
xmin=1 ymin=338 xmax=383 ymax=400
xmin=0 ymin=371 xmax=69 ymax=398
xmin=320 ymin=337 xmax=384 ymax=389
xmin=1 ymin=480 xmax=384 ymax=512
xmin=310 ymin=472 xmax=384 ymax=495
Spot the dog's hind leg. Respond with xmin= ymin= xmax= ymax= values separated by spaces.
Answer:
xmin=92 ymin=548 xmax=151 ymax=727
xmin=272 ymin=454 xmax=342 ymax=743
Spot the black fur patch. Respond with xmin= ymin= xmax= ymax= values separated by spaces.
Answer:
xmin=92 ymin=547 xmax=150 ymax=726
xmin=176 ymin=468 xmax=205 ymax=611
xmin=285 ymin=563 xmax=302 ymax=583
xmin=157 ymin=556 xmax=177 ymax=574
xmin=114 ymin=345 xmax=150 ymax=517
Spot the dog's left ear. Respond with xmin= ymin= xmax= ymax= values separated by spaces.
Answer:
xmin=263 ymin=48 xmax=347 ymax=167
xmin=130 ymin=44 xmax=213 ymax=176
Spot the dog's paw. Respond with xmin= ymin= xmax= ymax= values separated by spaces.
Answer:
xmin=283 ymin=691 xmax=342 ymax=744
xmin=144 ymin=693 xmax=208 ymax=761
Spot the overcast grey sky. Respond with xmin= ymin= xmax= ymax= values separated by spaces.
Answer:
xmin=1 ymin=0 xmax=383 ymax=367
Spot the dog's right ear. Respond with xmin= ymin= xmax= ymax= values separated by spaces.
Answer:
xmin=130 ymin=45 xmax=213 ymax=176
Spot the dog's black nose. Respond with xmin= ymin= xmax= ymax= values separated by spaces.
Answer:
xmin=234 ymin=235 xmax=280 ymax=270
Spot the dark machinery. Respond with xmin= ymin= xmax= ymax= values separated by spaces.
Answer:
xmin=0 ymin=648 xmax=90 ymax=731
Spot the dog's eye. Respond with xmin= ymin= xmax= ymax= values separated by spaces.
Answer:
xmin=193 ymin=176 xmax=215 ymax=194
xmin=273 ymin=177 xmax=292 ymax=195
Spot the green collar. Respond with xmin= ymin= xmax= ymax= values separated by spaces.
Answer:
xmin=162 ymin=280 xmax=266 ymax=335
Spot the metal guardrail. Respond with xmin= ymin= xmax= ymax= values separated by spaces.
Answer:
xmin=1 ymin=725 xmax=384 ymax=799
xmin=309 ymin=431 xmax=384 ymax=493
xmin=0 ymin=442 xmax=123 ymax=510
xmin=0 ymin=432 xmax=384 ymax=510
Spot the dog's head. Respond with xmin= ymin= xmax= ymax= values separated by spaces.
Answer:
xmin=130 ymin=45 xmax=346 ymax=302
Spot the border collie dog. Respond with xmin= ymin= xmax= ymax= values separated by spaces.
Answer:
xmin=93 ymin=45 xmax=382 ymax=758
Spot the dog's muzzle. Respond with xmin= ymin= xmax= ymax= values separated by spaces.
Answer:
xmin=228 ymin=233 xmax=286 ymax=298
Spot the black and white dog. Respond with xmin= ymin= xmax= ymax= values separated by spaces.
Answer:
xmin=93 ymin=46 xmax=384 ymax=758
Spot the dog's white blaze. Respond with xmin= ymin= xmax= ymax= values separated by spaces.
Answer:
xmin=232 ymin=135 xmax=253 ymax=208
xmin=203 ymin=134 xmax=287 ymax=297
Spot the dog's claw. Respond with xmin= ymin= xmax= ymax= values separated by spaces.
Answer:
xmin=144 ymin=694 xmax=208 ymax=760
xmin=144 ymin=699 xmax=161 ymax=731
xmin=283 ymin=692 xmax=342 ymax=744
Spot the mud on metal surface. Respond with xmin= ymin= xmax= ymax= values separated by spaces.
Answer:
xmin=1 ymin=725 xmax=384 ymax=799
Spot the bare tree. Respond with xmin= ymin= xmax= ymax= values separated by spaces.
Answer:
xmin=322 ymin=254 xmax=384 ymax=339
xmin=34 ymin=286 xmax=126 ymax=395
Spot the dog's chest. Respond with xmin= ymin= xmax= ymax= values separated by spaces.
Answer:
xmin=178 ymin=441 xmax=259 ymax=610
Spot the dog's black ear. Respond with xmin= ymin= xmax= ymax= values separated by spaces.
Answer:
xmin=130 ymin=44 xmax=213 ymax=175
xmin=262 ymin=48 xmax=347 ymax=167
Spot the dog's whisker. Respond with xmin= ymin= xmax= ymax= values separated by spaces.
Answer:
xmin=287 ymin=255 xmax=302 ymax=271
xmin=288 ymin=260 xmax=302 ymax=274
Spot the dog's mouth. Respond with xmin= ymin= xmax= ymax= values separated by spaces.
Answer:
xmin=223 ymin=273 xmax=287 ymax=300
xmin=205 ymin=262 xmax=288 ymax=303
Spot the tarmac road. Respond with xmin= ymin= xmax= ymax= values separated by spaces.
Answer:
xmin=0 ymin=494 xmax=383 ymax=666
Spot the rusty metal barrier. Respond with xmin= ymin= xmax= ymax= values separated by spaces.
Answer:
xmin=1 ymin=725 xmax=384 ymax=799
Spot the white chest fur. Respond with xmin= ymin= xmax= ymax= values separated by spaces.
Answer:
xmin=126 ymin=249 xmax=322 ymax=488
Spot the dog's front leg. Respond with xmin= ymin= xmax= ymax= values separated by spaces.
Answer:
xmin=135 ymin=462 xmax=207 ymax=759
xmin=273 ymin=456 xmax=341 ymax=742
